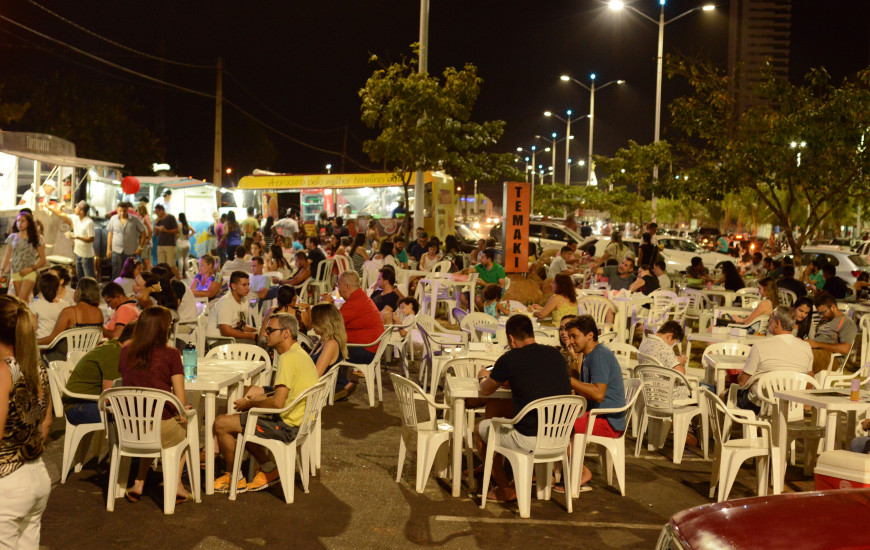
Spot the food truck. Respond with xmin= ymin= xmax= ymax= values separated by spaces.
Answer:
xmin=237 ymin=171 xmax=455 ymax=241
xmin=0 ymin=131 xmax=123 ymax=267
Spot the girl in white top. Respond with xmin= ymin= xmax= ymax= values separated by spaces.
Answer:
xmin=29 ymin=272 xmax=69 ymax=340
xmin=419 ymin=240 xmax=443 ymax=271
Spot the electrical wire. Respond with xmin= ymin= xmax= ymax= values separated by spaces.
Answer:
xmin=223 ymin=69 xmax=346 ymax=135
xmin=23 ymin=0 xmax=215 ymax=69
xmin=0 ymin=14 xmax=216 ymax=99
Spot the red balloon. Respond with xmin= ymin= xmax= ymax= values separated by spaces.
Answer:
xmin=121 ymin=176 xmax=140 ymax=195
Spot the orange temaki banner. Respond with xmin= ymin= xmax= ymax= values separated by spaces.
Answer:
xmin=502 ymin=181 xmax=530 ymax=273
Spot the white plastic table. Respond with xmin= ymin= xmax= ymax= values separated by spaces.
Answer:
xmin=686 ymin=331 xmax=767 ymax=358
xmin=699 ymin=288 xmax=737 ymax=307
xmin=702 ymin=353 xmax=746 ymax=394
xmin=186 ymin=358 xmax=268 ymax=494
xmin=772 ymin=388 xmax=870 ymax=494
xmin=444 ymin=376 xmax=511 ymax=497
xmin=420 ymin=276 xmax=477 ymax=323
xmin=610 ymin=293 xmax=652 ymax=343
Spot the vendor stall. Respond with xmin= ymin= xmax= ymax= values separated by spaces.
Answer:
xmin=237 ymin=171 xmax=455 ymax=241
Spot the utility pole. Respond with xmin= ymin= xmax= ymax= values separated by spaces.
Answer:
xmin=340 ymin=124 xmax=348 ymax=173
xmin=414 ymin=0 xmax=430 ymax=232
xmin=213 ymin=57 xmax=223 ymax=188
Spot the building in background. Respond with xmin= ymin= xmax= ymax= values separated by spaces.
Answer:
xmin=727 ymin=0 xmax=792 ymax=112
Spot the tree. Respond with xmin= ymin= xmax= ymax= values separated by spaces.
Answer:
xmin=359 ymin=46 xmax=519 ymax=231
xmin=667 ymin=57 xmax=870 ymax=256
xmin=0 ymin=85 xmax=28 ymax=126
xmin=594 ymin=140 xmax=673 ymax=199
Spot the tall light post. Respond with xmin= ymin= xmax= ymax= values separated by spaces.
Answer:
xmin=608 ymin=1 xmax=714 ymax=210
xmin=535 ymin=132 xmax=566 ymax=185
xmin=517 ymin=146 xmax=538 ymax=186
xmin=544 ymin=110 xmax=587 ymax=185
xmin=560 ymin=74 xmax=625 ymax=185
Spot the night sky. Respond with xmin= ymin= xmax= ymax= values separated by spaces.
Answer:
xmin=1 ymin=0 xmax=868 ymax=191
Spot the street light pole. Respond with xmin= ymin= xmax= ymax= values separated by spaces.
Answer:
xmin=565 ymin=114 xmax=572 ymax=186
xmin=560 ymin=74 xmax=625 ymax=185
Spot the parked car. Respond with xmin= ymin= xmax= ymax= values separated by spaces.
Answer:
xmin=590 ymin=235 xmax=734 ymax=273
xmin=656 ymin=489 xmax=870 ymax=549
xmin=775 ymin=246 xmax=870 ymax=285
xmin=490 ymin=220 xmax=585 ymax=253
xmin=453 ymin=222 xmax=481 ymax=253
xmin=690 ymin=227 xmax=720 ymax=250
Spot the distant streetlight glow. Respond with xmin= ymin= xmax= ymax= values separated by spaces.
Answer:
xmin=225 ymin=167 xmax=232 ymax=174
xmin=325 ymin=163 xmax=332 ymax=174
xmin=545 ymin=110 xmax=589 ymax=185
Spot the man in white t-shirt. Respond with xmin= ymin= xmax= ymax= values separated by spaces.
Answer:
xmin=45 ymin=201 xmax=96 ymax=279
xmin=653 ymin=260 xmax=671 ymax=290
xmin=549 ymin=245 xmax=581 ymax=278
xmin=735 ymin=306 xmax=813 ymax=413
xmin=206 ymin=271 xmax=258 ymax=341
xmin=249 ymin=256 xmax=272 ymax=300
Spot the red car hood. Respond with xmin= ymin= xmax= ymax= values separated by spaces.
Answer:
xmin=670 ymin=489 xmax=870 ymax=549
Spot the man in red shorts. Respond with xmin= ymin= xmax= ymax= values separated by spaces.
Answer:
xmin=565 ymin=315 xmax=626 ymax=486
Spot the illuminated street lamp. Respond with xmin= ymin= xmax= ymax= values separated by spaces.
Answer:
xmin=560 ymin=73 xmax=625 ymax=185
xmin=544 ymin=110 xmax=587 ymax=185
xmin=325 ymin=163 xmax=332 ymax=174
xmin=608 ymin=0 xmax=715 ymax=210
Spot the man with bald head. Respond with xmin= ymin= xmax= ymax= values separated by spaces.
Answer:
xmin=322 ymin=271 xmax=385 ymax=399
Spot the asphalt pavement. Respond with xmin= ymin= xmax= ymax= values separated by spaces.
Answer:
xmin=37 ymin=360 xmax=816 ymax=550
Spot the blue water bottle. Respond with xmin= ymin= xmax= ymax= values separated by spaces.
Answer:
xmin=183 ymin=341 xmax=197 ymax=381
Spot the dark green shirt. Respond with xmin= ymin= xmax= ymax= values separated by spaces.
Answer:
xmin=62 ymin=340 xmax=122 ymax=410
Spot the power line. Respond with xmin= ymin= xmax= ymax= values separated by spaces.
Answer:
xmin=0 ymin=14 xmax=216 ymax=99
xmin=223 ymin=69 xmax=346 ymax=135
xmin=23 ymin=0 xmax=215 ymax=69
xmin=0 ymin=13 xmax=379 ymax=171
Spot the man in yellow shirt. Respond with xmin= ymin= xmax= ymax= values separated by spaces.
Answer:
xmin=213 ymin=313 xmax=318 ymax=494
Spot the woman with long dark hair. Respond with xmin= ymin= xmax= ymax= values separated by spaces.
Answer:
xmin=350 ymin=233 xmax=368 ymax=276
xmin=150 ymin=265 xmax=180 ymax=311
xmin=258 ymin=284 xmax=310 ymax=341
xmin=1 ymin=211 xmax=46 ymax=302
xmin=119 ymin=306 xmax=191 ymax=503
xmin=0 ymin=295 xmax=52 ymax=548
xmin=714 ymin=261 xmax=745 ymax=292
xmin=726 ymin=276 xmax=779 ymax=329
xmin=38 ymin=277 xmax=104 ymax=348
xmin=225 ymin=211 xmax=242 ymax=253
xmin=175 ymin=212 xmax=195 ymax=278
xmin=442 ymin=235 xmax=465 ymax=271
xmin=262 ymin=216 xmax=275 ymax=250
xmin=268 ymin=244 xmax=292 ymax=279
xmin=531 ymin=273 xmax=579 ymax=325
xmin=114 ymin=257 xmax=143 ymax=296
xmin=793 ymin=296 xmax=814 ymax=340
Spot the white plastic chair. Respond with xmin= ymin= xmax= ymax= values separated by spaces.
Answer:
xmin=438 ymin=357 xmax=496 ymax=462
xmin=228 ymin=377 xmax=331 ymax=503
xmin=480 ymin=395 xmax=587 ymax=519
xmin=387 ymin=316 xmax=417 ymax=378
xmin=702 ymin=389 xmax=771 ymax=502
xmin=334 ymin=328 xmax=394 ymax=407
xmin=630 ymin=290 xmax=677 ymax=337
xmin=310 ymin=366 xmax=339 ymax=475
xmin=48 ymin=361 xmax=106 ymax=483
xmin=430 ymin=260 xmax=452 ymax=273
xmin=756 ymin=371 xmax=823 ymax=477
xmin=577 ymin=296 xmax=617 ymax=334
xmin=99 ymin=388 xmax=200 ymax=514
xmin=702 ymin=342 xmax=752 ymax=395
xmin=41 ymin=326 xmax=103 ymax=366
xmin=460 ymin=312 xmax=499 ymax=343
xmin=571 ymin=379 xmax=643 ymax=497
xmin=728 ymin=314 xmax=770 ymax=335
xmin=735 ymin=287 xmax=761 ymax=309
xmin=390 ymin=373 xmax=455 ymax=493
xmin=205 ymin=343 xmax=273 ymax=386
xmin=777 ymin=288 xmax=797 ymax=307
xmin=307 ymin=258 xmax=335 ymax=302
xmin=680 ymin=288 xmax=713 ymax=333
xmin=635 ymin=365 xmax=707 ymax=464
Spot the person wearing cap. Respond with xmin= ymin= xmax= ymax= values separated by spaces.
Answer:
xmin=153 ymin=189 xmax=172 ymax=215
xmin=44 ymin=200 xmax=96 ymax=279
xmin=153 ymin=204 xmax=179 ymax=267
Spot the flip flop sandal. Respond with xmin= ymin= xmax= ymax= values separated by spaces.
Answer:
xmin=175 ymin=490 xmax=193 ymax=505
xmin=124 ymin=489 xmax=141 ymax=504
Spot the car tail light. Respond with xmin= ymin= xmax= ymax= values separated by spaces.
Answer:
xmin=852 ymin=270 xmax=862 ymax=278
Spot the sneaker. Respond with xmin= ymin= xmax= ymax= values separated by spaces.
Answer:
xmin=214 ymin=473 xmax=247 ymax=494
xmin=247 ymin=468 xmax=281 ymax=492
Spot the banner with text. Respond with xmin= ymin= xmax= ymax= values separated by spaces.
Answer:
xmin=502 ymin=181 xmax=530 ymax=273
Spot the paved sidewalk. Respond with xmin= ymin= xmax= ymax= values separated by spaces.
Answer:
xmin=38 ymin=368 xmax=814 ymax=549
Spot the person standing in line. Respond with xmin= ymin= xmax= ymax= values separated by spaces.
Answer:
xmin=0 ymin=295 xmax=53 ymax=548
xmin=176 ymin=213 xmax=195 ymax=279
xmin=44 ymin=201 xmax=95 ymax=280
xmin=106 ymin=202 xmax=148 ymax=281
xmin=136 ymin=200 xmax=154 ymax=270
xmin=153 ymin=189 xmax=172 ymax=215
xmin=1 ymin=211 xmax=45 ymax=302
xmin=153 ymin=204 xmax=179 ymax=268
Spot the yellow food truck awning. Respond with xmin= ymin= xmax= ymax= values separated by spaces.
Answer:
xmin=238 ymin=172 xmax=435 ymax=190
